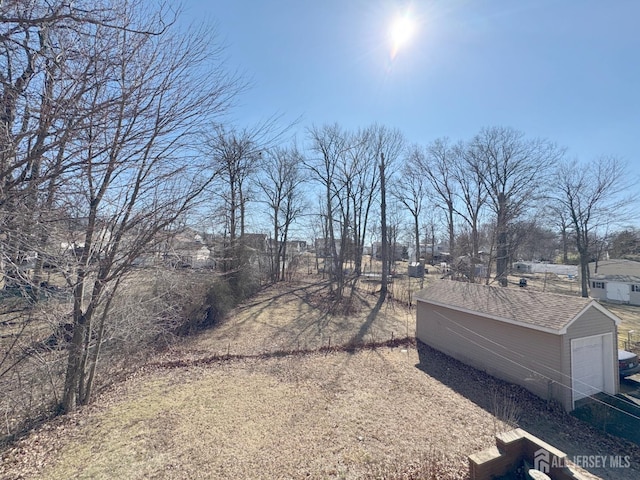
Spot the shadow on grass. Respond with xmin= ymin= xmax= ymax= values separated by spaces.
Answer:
xmin=242 ymin=283 xmax=393 ymax=352
xmin=351 ymin=293 xmax=385 ymax=345
xmin=414 ymin=341 xmax=640 ymax=478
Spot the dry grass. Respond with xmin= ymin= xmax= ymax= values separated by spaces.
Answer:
xmin=2 ymin=274 xmax=640 ymax=479
xmin=604 ymin=304 xmax=640 ymax=351
xmin=180 ymin=277 xmax=416 ymax=358
xmin=3 ymin=348 xmax=491 ymax=479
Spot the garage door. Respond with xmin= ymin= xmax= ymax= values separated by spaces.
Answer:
xmin=571 ymin=333 xmax=615 ymax=406
xmin=606 ymin=282 xmax=630 ymax=302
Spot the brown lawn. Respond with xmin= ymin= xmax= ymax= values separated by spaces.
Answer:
xmin=1 ymin=274 xmax=639 ymax=479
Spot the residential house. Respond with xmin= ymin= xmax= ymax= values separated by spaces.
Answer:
xmin=588 ymin=259 xmax=640 ymax=305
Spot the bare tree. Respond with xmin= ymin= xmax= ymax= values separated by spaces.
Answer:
xmin=305 ymin=124 xmax=402 ymax=301
xmin=305 ymin=124 xmax=350 ymax=296
xmin=369 ymin=125 xmax=404 ymax=299
xmin=379 ymin=152 xmax=389 ymax=298
xmin=50 ymin=2 xmax=238 ymax=412
xmin=256 ymin=146 xmax=306 ymax=282
xmin=0 ymin=0 xmax=112 ymax=290
xmin=346 ymin=127 xmax=378 ymax=277
xmin=511 ymin=221 xmax=560 ymax=263
xmin=422 ymin=138 xmax=458 ymax=259
xmin=609 ymin=227 xmax=640 ymax=259
xmin=546 ymin=203 xmax=573 ymax=264
xmin=202 ymin=115 xmax=296 ymax=272
xmin=422 ymin=210 xmax=442 ymax=265
xmin=554 ymin=157 xmax=634 ymax=297
xmin=452 ymin=141 xmax=488 ymax=281
xmin=470 ymin=127 xmax=563 ymax=286
xmin=203 ymin=126 xmax=259 ymax=266
xmin=391 ymin=145 xmax=427 ymax=270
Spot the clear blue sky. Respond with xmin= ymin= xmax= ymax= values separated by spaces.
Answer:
xmin=182 ymin=0 xmax=639 ymax=168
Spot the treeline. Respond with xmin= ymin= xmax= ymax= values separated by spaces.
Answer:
xmin=222 ymin=125 xmax=635 ymax=300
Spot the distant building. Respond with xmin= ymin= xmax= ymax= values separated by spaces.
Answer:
xmin=240 ymin=233 xmax=269 ymax=252
xmin=372 ymin=242 xmax=408 ymax=261
xmin=283 ymin=240 xmax=307 ymax=254
xmin=314 ymin=237 xmax=356 ymax=259
xmin=588 ymin=259 xmax=640 ymax=305
xmin=420 ymin=243 xmax=450 ymax=263
xmin=513 ymin=262 xmax=532 ymax=274
xmin=134 ymin=228 xmax=214 ymax=269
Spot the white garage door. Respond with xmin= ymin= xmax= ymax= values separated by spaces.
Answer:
xmin=606 ymin=282 xmax=630 ymax=302
xmin=571 ymin=333 xmax=615 ymax=405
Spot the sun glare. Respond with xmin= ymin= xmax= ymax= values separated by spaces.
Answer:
xmin=389 ymin=12 xmax=416 ymax=59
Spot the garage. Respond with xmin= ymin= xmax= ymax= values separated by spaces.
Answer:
xmin=571 ymin=333 xmax=615 ymax=402
xmin=416 ymin=280 xmax=621 ymax=411
xmin=606 ymin=281 xmax=631 ymax=302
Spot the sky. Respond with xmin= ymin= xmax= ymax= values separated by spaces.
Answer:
xmin=181 ymin=0 xmax=640 ymax=169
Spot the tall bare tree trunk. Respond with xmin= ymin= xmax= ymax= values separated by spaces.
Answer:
xmin=496 ymin=194 xmax=509 ymax=286
xmin=380 ymin=153 xmax=388 ymax=299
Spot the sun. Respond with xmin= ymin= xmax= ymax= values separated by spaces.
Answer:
xmin=389 ymin=12 xmax=416 ymax=58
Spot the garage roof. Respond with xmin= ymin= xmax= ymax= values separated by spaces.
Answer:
xmin=415 ymin=280 xmax=620 ymax=334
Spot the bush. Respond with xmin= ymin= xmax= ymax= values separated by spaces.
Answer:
xmin=174 ymin=264 xmax=261 ymax=336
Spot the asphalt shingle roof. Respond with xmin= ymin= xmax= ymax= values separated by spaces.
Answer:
xmin=415 ymin=280 xmax=596 ymax=333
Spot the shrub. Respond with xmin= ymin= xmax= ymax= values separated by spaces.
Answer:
xmin=174 ymin=263 xmax=261 ymax=336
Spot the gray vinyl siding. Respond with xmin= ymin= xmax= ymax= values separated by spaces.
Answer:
xmin=561 ymin=307 xmax=619 ymax=409
xmin=416 ymin=302 xmax=563 ymax=403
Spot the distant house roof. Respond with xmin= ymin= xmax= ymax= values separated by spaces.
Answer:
xmin=415 ymin=280 xmax=620 ymax=335
xmin=589 ymin=259 xmax=640 ymax=277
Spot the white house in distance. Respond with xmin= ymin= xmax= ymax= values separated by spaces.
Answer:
xmin=588 ymin=259 xmax=640 ymax=306
xmin=415 ymin=280 xmax=621 ymax=411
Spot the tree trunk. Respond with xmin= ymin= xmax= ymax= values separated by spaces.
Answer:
xmin=380 ymin=153 xmax=388 ymax=299
xmin=470 ymin=220 xmax=480 ymax=283
xmin=61 ymin=307 xmax=84 ymax=412
xmin=414 ymin=214 xmax=420 ymax=265
xmin=81 ymin=281 xmax=119 ymax=406
xmin=280 ymin=223 xmax=289 ymax=282
xmin=431 ymin=224 xmax=435 ymax=265
xmin=495 ymin=195 xmax=509 ymax=286
xmin=273 ymin=216 xmax=279 ymax=282
xmin=579 ymin=252 xmax=589 ymax=297
xmin=448 ymin=203 xmax=455 ymax=257
xmin=239 ymin=186 xmax=246 ymax=238
xmin=562 ymin=226 xmax=568 ymax=264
